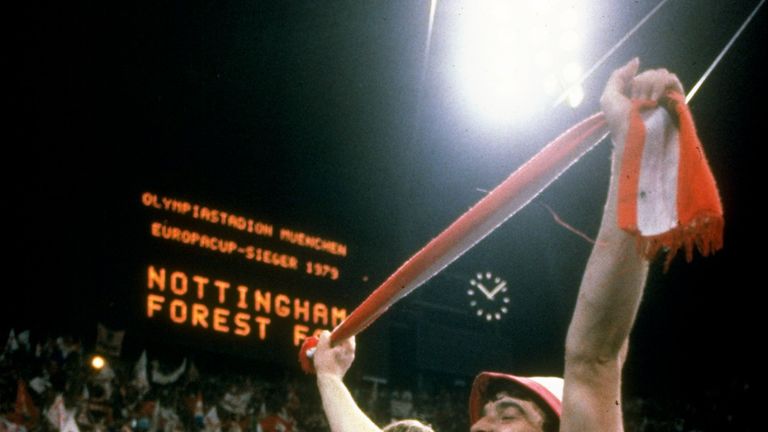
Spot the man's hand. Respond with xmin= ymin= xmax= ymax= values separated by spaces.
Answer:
xmin=600 ymin=58 xmax=684 ymax=148
xmin=313 ymin=332 xmax=381 ymax=432
xmin=313 ymin=331 xmax=356 ymax=379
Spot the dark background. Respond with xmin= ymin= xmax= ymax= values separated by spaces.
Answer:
xmin=7 ymin=0 xmax=764 ymax=403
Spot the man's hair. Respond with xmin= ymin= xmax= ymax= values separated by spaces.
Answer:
xmin=483 ymin=380 xmax=558 ymax=432
xmin=382 ymin=419 xmax=435 ymax=432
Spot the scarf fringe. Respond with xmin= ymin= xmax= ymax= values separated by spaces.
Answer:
xmin=633 ymin=213 xmax=724 ymax=272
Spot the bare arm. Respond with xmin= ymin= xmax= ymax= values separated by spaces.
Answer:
xmin=560 ymin=59 xmax=683 ymax=432
xmin=314 ymin=331 xmax=382 ymax=432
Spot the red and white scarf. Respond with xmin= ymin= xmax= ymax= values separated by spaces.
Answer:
xmin=618 ymin=90 xmax=723 ymax=270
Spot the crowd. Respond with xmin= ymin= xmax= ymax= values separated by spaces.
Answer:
xmin=0 ymin=329 xmax=469 ymax=432
xmin=0 ymin=329 xmax=752 ymax=431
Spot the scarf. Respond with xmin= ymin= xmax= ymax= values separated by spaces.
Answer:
xmin=618 ymin=90 xmax=723 ymax=270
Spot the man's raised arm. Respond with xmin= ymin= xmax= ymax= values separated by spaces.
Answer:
xmin=561 ymin=59 xmax=684 ymax=432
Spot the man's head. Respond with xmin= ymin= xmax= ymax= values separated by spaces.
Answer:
xmin=469 ymin=372 xmax=562 ymax=432
xmin=382 ymin=419 xmax=435 ymax=432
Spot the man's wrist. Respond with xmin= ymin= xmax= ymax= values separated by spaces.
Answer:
xmin=317 ymin=372 xmax=345 ymax=383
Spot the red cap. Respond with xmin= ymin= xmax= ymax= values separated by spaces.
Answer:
xmin=469 ymin=372 xmax=563 ymax=425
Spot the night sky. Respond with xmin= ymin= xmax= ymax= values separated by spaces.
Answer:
xmin=8 ymin=0 xmax=764 ymax=402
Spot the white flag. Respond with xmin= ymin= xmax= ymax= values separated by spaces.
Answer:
xmin=2 ymin=329 xmax=19 ymax=359
xmin=151 ymin=358 xmax=187 ymax=385
xmin=46 ymin=395 xmax=66 ymax=429
xmin=203 ymin=407 xmax=221 ymax=432
xmin=95 ymin=324 xmax=124 ymax=356
xmin=133 ymin=351 xmax=149 ymax=395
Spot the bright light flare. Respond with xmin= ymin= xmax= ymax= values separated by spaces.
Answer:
xmin=91 ymin=355 xmax=106 ymax=370
xmin=454 ymin=1 xmax=586 ymax=125
xmin=562 ymin=62 xmax=582 ymax=83
xmin=566 ymin=85 xmax=584 ymax=108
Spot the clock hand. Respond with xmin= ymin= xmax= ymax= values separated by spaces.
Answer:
xmin=487 ymin=281 xmax=507 ymax=300
xmin=476 ymin=282 xmax=494 ymax=300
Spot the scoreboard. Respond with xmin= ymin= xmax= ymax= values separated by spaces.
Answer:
xmin=137 ymin=191 xmax=353 ymax=361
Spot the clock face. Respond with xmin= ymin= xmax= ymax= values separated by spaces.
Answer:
xmin=468 ymin=271 xmax=510 ymax=321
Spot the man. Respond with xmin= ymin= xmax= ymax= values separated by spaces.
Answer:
xmin=315 ymin=59 xmax=685 ymax=432
xmin=470 ymin=59 xmax=684 ymax=432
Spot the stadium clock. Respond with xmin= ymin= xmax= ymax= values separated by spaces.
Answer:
xmin=467 ymin=272 xmax=510 ymax=321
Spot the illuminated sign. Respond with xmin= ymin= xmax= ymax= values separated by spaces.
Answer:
xmin=139 ymin=191 xmax=352 ymax=353
xmin=143 ymin=192 xmax=343 ymax=280
xmin=146 ymin=265 xmax=347 ymax=346
xmin=141 ymin=192 xmax=347 ymax=257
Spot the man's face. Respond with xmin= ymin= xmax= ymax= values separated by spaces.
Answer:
xmin=470 ymin=391 xmax=546 ymax=432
